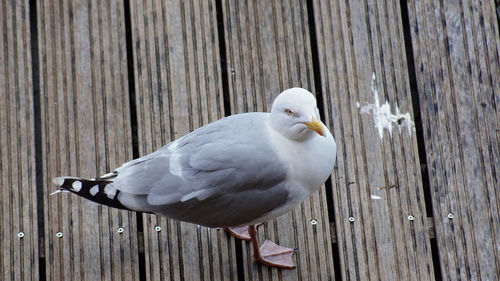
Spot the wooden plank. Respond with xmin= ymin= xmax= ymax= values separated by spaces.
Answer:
xmin=0 ymin=1 xmax=39 ymax=280
xmin=312 ymin=0 xmax=436 ymax=280
xmin=222 ymin=0 xmax=335 ymax=280
xmin=407 ymin=0 xmax=500 ymax=280
xmin=37 ymin=0 xmax=139 ymax=280
xmin=128 ymin=0 xmax=237 ymax=280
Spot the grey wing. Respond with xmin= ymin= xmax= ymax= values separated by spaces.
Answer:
xmin=113 ymin=115 xmax=291 ymax=227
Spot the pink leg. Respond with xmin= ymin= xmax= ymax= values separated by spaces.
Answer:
xmin=248 ymin=225 xmax=295 ymax=269
xmin=224 ymin=223 xmax=263 ymax=241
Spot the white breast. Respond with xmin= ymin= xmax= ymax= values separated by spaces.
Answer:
xmin=268 ymin=122 xmax=336 ymax=197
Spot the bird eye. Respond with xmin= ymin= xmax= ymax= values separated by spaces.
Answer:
xmin=285 ymin=109 xmax=294 ymax=116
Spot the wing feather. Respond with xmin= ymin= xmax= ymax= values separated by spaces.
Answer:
xmin=111 ymin=113 xmax=291 ymax=226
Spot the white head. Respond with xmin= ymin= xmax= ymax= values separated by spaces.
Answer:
xmin=269 ymin=88 xmax=325 ymax=141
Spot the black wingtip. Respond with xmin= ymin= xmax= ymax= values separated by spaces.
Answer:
xmin=54 ymin=177 xmax=133 ymax=212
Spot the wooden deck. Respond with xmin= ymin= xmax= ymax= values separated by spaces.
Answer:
xmin=1 ymin=0 xmax=499 ymax=280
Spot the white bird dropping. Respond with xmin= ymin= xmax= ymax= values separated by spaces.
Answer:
xmin=358 ymin=73 xmax=415 ymax=140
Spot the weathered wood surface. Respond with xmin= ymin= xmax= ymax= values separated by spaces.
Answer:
xmin=1 ymin=0 xmax=499 ymax=280
xmin=37 ymin=0 xmax=139 ymax=280
xmin=407 ymin=0 xmax=500 ymax=280
xmin=0 ymin=1 xmax=39 ymax=280
xmin=313 ymin=0 xmax=436 ymax=280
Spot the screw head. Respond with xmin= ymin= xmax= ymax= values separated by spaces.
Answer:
xmin=56 ymin=232 xmax=63 ymax=238
xmin=348 ymin=217 xmax=355 ymax=223
xmin=117 ymin=227 xmax=124 ymax=234
xmin=17 ymin=232 xmax=25 ymax=238
xmin=154 ymin=226 xmax=162 ymax=232
xmin=310 ymin=219 xmax=317 ymax=225
xmin=407 ymin=215 xmax=415 ymax=221
xmin=447 ymin=213 xmax=454 ymax=219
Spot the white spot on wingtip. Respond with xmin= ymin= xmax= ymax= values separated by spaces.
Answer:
xmin=49 ymin=189 xmax=69 ymax=196
xmin=89 ymin=185 xmax=99 ymax=196
xmin=72 ymin=181 xmax=82 ymax=192
xmin=104 ymin=184 xmax=117 ymax=199
xmin=52 ymin=177 xmax=66 ymax=186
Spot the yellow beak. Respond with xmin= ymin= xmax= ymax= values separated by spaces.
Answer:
xmin=303 ymin=117 xmax=324 ymax=136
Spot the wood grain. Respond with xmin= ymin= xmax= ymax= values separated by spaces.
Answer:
xmin=221 ymin=0 xmax=335 ymax=280
xmin=407 ymin=0 xmax=500 ymax=279
xmin=37 ymin=0 xmax=139 ymax=280
xmin=128 ymin=0 xmax=236 ymax=280
xmin=312 ymin=0 xmax=436 ymax=280
xmin=0 ymin=1 xmax=39 ymax=280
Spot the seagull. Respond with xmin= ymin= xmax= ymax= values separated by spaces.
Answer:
xmin=52 ymin=88 xmax=336 ymax=269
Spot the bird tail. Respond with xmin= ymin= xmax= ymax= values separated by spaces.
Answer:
xmin=51 ymin=175 xmax=132 ymax=211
